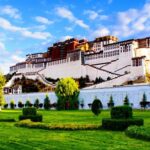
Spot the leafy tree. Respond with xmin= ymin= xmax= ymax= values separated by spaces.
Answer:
xmin=55 ymin=77 xmax=79 ymax=110
xmin=107 ymin=95 xmax=114 ymax=108
xmin=44 ymin=95 xmax=50 ymax=110
xmin=0 ymin=72 xmax=5 ymax=111
xmin=34 ymin=98 xmax=40 ymax=109
xmin=124 ymin=95 xmax=130 ymax=106
xmin=91 ymin=97 xmax=102 ymax=116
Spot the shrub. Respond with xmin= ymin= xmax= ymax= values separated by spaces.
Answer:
xmin=102 ymin=118 xmax=144 ymax=131
xmin=4 ymin=103 xmax=8 ymax=109
xmin=44 ymin=95 xmax=50 ymax=110
xmin=80 ymin=99 xmax=84 ymax=109
xmin=91 ymin=97 xmax=102 ymax=116
xmin=125 ymin=126 xmax=150 ymax=141
xmin=111 ymin=106 xmax=132 ymax=119
xmin=23 ymin=107 xmax=37 ymax=116
xmin=18 ymin=101 xmax=24 ymax=108
xmin=51 ymin=103 xmax=57 ymax=109
xmin=34 ymin=98 xmax=39 ymax=109
xmin=39 ymin=103 xmax=43 ymax=108
xmin=107 ymin=95 xmax=114 ymax=108
xmin=19 ymin=115 xmax=42 ymax=122
xmin=88 ymin=103 xmax=92 ymax=108
xmin=10 ymin=100 xmax=15 ymax=109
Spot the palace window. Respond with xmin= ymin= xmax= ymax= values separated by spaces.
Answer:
xmin=132 ymin=59 xmax=142 ymax=66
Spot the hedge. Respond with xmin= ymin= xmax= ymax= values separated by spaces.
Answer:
xmin=0 ymin=119 xmax=16 ymax=122
xmin=19 ymin=114 xmax=42 ymax=122
xmin=125 ymin=126 xmax=150 ymax=141
xmin=102 ymin=118 xmax=144 ymax=131
xmin=15 ymin=119 xmax=100 ymax=130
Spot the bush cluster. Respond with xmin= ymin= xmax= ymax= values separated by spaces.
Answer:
xmin=15 ymin=119 xmax=100 ymax=130
xmin=102 ymin=106 xmax=144 ymax=130
xmin=111 ymin=106 xmax=132 ymax=119
xmin=125 ymin=126 xmax=150 ymax=141
xmin=22 ymin=107 xmax=37 ymax=116
xmin=19 ymin=107 xmax=42 ymax=122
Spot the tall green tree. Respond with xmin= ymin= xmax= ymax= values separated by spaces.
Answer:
xmin=34 ymin=98 xmax=40 ymax=109
xmin=140 ymin=93 xmax=147 ymax=109
xmin=55 ymin=77 xmax=79 ymax=110
xmin=0 ymin=72 xmax=6 ymax=111
xmin=107 ymin=95 xmax=114 ymax=108
xmin=44 ymin=95 xmax=50 ymax=110
xmin=124 ymin=95 xmax=130 ymax=106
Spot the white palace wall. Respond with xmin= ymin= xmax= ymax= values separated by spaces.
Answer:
xmin=40 ymin=59 xmax=84 ymax=79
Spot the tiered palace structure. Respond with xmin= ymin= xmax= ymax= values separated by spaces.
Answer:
xmin=8 ymin=35 xmax=150 ymax=90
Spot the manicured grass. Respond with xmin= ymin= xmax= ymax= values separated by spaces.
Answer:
xmin=0 ymin=109 xmax=150 ymax=150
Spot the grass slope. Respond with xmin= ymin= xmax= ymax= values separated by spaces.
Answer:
xmin=0 ymin=110 xmax=150 ymax=150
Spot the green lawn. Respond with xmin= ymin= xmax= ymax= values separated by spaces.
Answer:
xmin=0 ymin=109 xmax=150 ymax=150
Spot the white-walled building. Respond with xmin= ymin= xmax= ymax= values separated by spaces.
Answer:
xmin=8 ymin=35 xmax=150 ymax=89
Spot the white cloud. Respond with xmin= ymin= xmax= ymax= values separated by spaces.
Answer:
xmin=20 ymin=30 xmax=51 ymax=40
xmin=65 ymin=26 xmax=73 ymax=31
xmin=92 ymin=27 xmax=110 ymax=38
xmin=29 ymin=25 xmax=47 ymax=31
xmin=0 ymin=42 xmax=24 ymax=74
xmin=0 ymin=5 xmax=21 ymax=19
xmin=11 ymin=55 xmax=24 ymax=62
xmin=85 ymin=10 xmax=98 ymax=20
xmin=0 ymin=17 xmax=52 ymax=40
xmin=60 ymin=35 xmax=73 ymax=41
xmin=35 ymin=16 xmax=54 ymax=25
xmin=75 ymin=19 xmax=89 ymax=29
xmin=112 ymin=2 xmax=150 ymax=38
xmin=84 ymin=10 xmax=108 ymax=21
xmin=56 ymin=7 xmax=75 ymax=20
xmin=0 ymin=41 xmax=5 ymax=51
xmin=56 ymin=7 xmax=89 ymax=29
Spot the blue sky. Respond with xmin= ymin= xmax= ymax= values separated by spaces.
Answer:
xmin=0 ymin=0 xmax=150 ymax=73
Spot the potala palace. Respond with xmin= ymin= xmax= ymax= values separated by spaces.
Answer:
xmin=5 ymin=35 xmax=150 ymax=93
